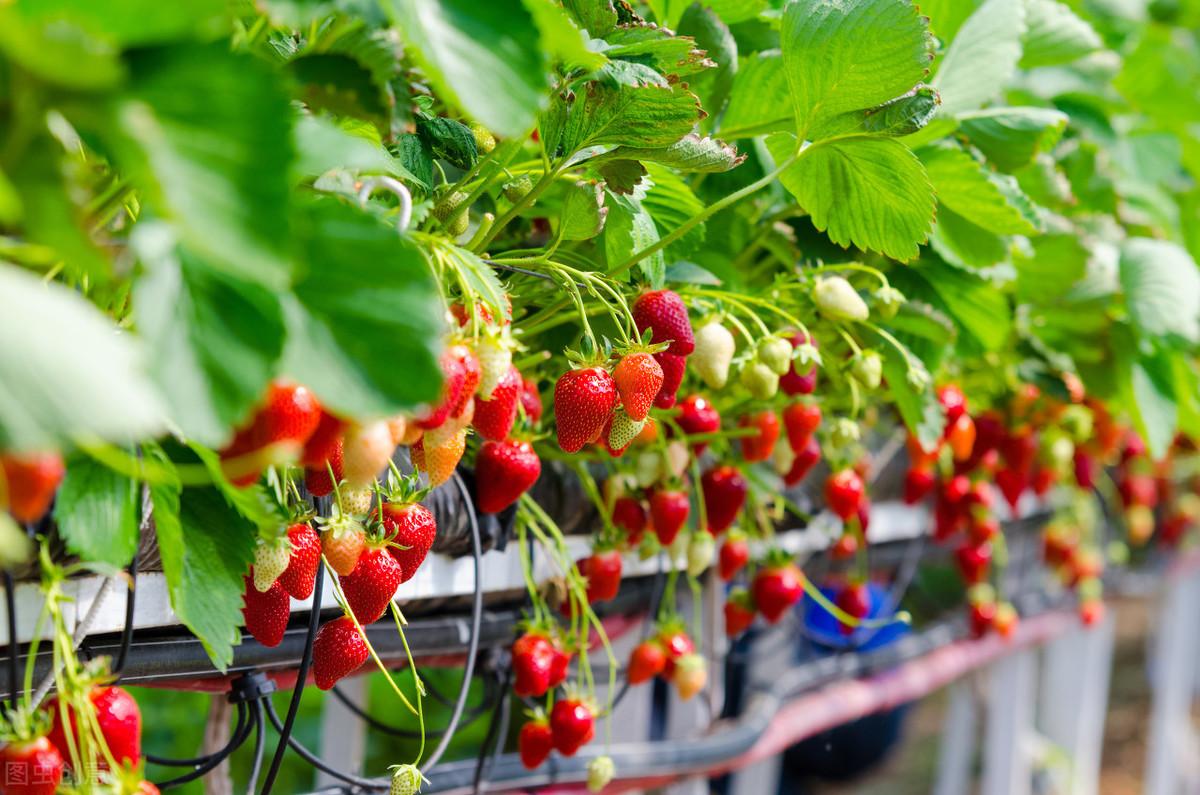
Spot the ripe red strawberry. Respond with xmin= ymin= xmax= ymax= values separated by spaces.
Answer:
xmin=782 ymin=402 xmax=822 ymax=453
xmin=627 ymin=640 xmax=667 ymax=684
xmin=649 ymin=489 xmax=689 ymax=545
xmin=1031 ymin=466 xmax=1056 ymax=496
xmin=47 ymin=685 xmax=141 ymax=770
xmin=784 ymin=437 xmax=820 ymax=487
xmin=835 ymin=582 xmax=871 ymax=635
xmin=1000 ymin=431 xmax=1038 ymax=475
xmin=739 ymin=410 xmax=780 ymax=462
xmin=718 ymin=533 xmax=750 ymax=581
xmin=475 ymin=439 xmax=541 ymax=514
xmin=612 ymin=496 xmax=647 ymax=544
xmin=653 ymin=352 xmax=688 ymax=409
xmin=831 ymin=533 xmax=857 ymax=559
xmin=676 ymin=394 xmax=720 ymax=452
xmin=1 ymin=452 xmax=65 ymax=524
xmin=967 ymin=515 xmax=999 ymax=544
xmin=658 ymin=627 xmax=694 ymax=678
xmin=672 ymin=653 xmax=707 ymax=700
xmin=724 ymin=590 xmax=756 ymax=636
xmin=342 ymin=421 xmax=396 ymax=487
xmin=702 ymin=466 xmax=747 ymax=535
xmin=825 ymin=469 xmax=864 ymax=521
xmin=903 ymin=467 xmax=936 ymax=505
xmin=937 ymin=384 xmax=967 ymax=427
xmin=613 ymin=352 xmax=664 ymax=421
xmin=340 ymin=546 xmax=403 ymax=624
xmin=0 ymin=736 xmax=63 ymax=794
xmin=752 ymin=560 xmax=804 ymax=623
xmin=381 ymin=501 xmax=437 ymax=582
xmin=580 ymin=548 xmax=622 ymax=603
xmin=242 ymin=576 xmax=291 ymax=647
xmin=550 ymin=699 xmax=595 ymax=756
xmin=278 ymin=523 xmax=321 ymax=600
xmin=312 ymin=616 xmax=369 ymax=689
xmin=518 ymin=719 xmax=554 ymax=769
xmin=969 ymin=599 xmax=996 ymax=637
xmin=222 ymin=381 xmax=322 ymax=486
xmin=547 ymin=637 xmax=572 ymax=689
xmin=554 ymin=367 xmax=618 ymax=453
xmin=633 ymin=289 xmax=694 ymax=356
xmin=473 ymin=365 xmax=521 ymax=441
xmin=304 ymin=437 xmax=344 ymax=497
xmin=512 ymin=632 xmax=555 ymax=697
xmin=780 ymin=331 xmax=817 ymax=396
xmin=995 ymin=466 xmax=1027 ymax=510
xmin=301 ymin=410 xmax=345 ymax=468
xmin=520 ymin=377 xmax=543 ymax=423
xmin=955 ymin=542 xmax=992 ymax=584
xmin=417 ymin=348 xmax=467 ymax=430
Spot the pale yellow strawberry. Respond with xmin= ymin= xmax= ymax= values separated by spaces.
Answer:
xmin=253 ymin=537 xmax=291 ymax=592
xmin=343 ymin=421 xmax=396 ymax=486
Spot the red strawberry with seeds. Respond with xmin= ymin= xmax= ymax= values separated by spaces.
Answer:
xmin=658 ymin=626 xmax=694 ymax=678
xmin=633 ymin=290 xmax=694 ymax=356
xmin=278 ymin=523 xmax=321 ymax=600
xmin=835 ymin=582 xmax=871 ymax=635
xmin=47 ymin=685 xmax=141 ymax=770
xmin=1 ymin=452 xmax=65 ymax=524
xmin=381 ymin=502 xmax=437 ymax=582
xmin=718 ymin=533 xmax=750 ymax=581
xmin=340 ymin=546 xmax=403 ymax=625
xmin=613 ymin=352 xmax=664 ymax=421
xmin=676 ymin=394 xmax=720 ymax=452
xmin=649 ymin=489 xmax=689 ymax=545
xmin=580 ymin=548 xmax=622 ymax=603
xmin=512 ymin=632 xmax=555 ymax=697
xmin=473 ymin=365 xmax=521 ymax=441
xmin=612 ymin=496 xmax=647 ymax=544
xmin=739 ymin=410 xmax=780 ymax=462
xmin=0 ymin=736 xmax=63 ymax=794
xmin=550 ymin=699 xmax=595 ymax=756
xmin=520 ymin=377 xmax=544 ymax=423
xmin=782 ymin=402 xmax=822 ymax=453
xmin=554 ymin=367 xmax=618 ymax=453
xmin=547 ymin=638 xmax=571 ymax=689
xmin=242 ymin=576 xmax=291 ymax=647
xmin=627 ymin=640 xmax=667 ymax=684
xmin=784 ymin=437 xmax=821 ymax=487
xmin=653 ymin=352 xmax=688 ymax=409
xmin=724 ymin=589 xmax=756 ymax=636
xmin=221 ymin=381 xmax=321 ymax=486
xmin=417 ymin=348 xmax=467 ymax=430
xmin=825 ymin=469 xmax=864 ymax=521
xmin=301 ymin=410 xmax=345 ymax=468
xmin=904 ymin=467 xmax=936 ymax=505
xmin=702 ymin=466 xmax=747 ymax=535
xmin=312 ymin=616 xmax=369 ymax=689
xmin=518 ymin=719 xmax=554 ymax=769
xmin=475 ymin=439 xmax=541 ymax=514
xmin=752 ymin=559 xmax=804 ymax=623
xmin=450 ymin=344 xmax=481 ymax=418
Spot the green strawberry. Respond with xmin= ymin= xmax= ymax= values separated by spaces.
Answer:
xmin=587 ymin=756 xmax=615 ymax=793
xmin=740 ymin=361 xmax=779 ymax=400
xmin=469 ymin=123 xmax=495 ymax=154
xmin=813 ymin=276 xmax=869 ymax=322
xmin=687 ymin=532 xmax=714 ymax=577
xmin=693 ymin=320 xmax=735 ymax=389
xmin=253 ymin=537 xmax=291 ymax=592
xmin=389 ymin=763 xmax=423 ymax=795
xmin=851 ymin=350 xmax=883 ymax=389
xmin=608 ymin=407 xmax=646 ymax=452
xmin=503 ymin=174 xmax=534 ymax=202
xmin=757 ymin=336 xmax=794 ymax=376
xmin=433 ymin=191 xmax=470 ymax=236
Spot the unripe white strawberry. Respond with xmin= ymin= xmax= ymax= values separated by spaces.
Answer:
xmin=343 ymin=421 xmax=396 ymax=486
xmin=692 ymin=321 xmax=736 ymax=389
xmin=635 ymin=450 xmax=662 ymax=488
xmin=757 ymin=336 xmax=793 ymax=376
xmin=813 ymin=276 xmax=869 ymax=322
xmin=608 ymin=407 xmax=645 ymax=451
xmin=773 ymin=439 xmax=796 ymax=475
xmin=253 ymin=537 xmax=291 ymax=592
xmin=389 ymin=763 xmax=423 ymax=795
xmin=341 ymin=486 xmax=375 ymax=516
xmin=587 ymin=756 xmax=615 ymax=793
xmin=687 ymin=532 xmax=714 ymax=577
xmin=665 ymin=441 xmax=689 ymax=478
xmin=474 ymin=331 xmax=512 ymax=399
xmin=851 ymin=350 xmax=882 ymax=390
xmin=740 ymin=361 xmax=779 ymax=400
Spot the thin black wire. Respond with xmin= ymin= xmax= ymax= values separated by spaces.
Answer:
xmin=329 ymin=673 xmax=496 ymax=738
xmin=4 ymin=570 xmax=17 ymax=711
xmin=262 ymin=698 xmax=382 ymax=790
xmin=111 ymin=555 xmax=138 ymax=679
xmin=422 ymin=471 xmax=485 ymax=772
xmin=259 ymin=556 xmax=326 ymax=795
xmin=472 ymin=666 xmax=513 ymax=793
xmin=154 ymin=702 xmax=255 ymax=788
xmin=245 ymin=700 xmax=267 ymax=794
xmin=146 ymin=702 xmax=250 ymax=767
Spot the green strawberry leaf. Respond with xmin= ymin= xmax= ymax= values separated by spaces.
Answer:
xmin=768 ymin=133 xmax=935 ymax=262
xmin=933 ymin=0 xmax=1025 ymax=117
xmin=781 ymin=0 xmax=933 ymax=142
xmin=0 ymin=264 xmax=164 ymax=452
xmin=605 ymin=192 xmax=665 ymax=287
xmin=1119 ymin=238 xmax=1200 ymax=345
xmin=293 ymin=115 xmax=424 ymax=186
xmin=523 ymin=0 xmax=606 ymax=71
xmin=817 ymin=85 xmax=942 ymax=140
xmin=540 ymin=78 xmax=703 ymax=158
xmin=641 ymin=164 xmax=706 ymax=260
xmin=385 ymin=0 xmax=548 ymax=138
xmin=878 ymin=340 xmax=945 ymax=451
xmin=53 ymin=455 xmax=140 ymax=570
xmin=560 ymin=181 xmax=609 ymax=241
xmin=603 ymin=23 xmax=714 ymax=78
xmin=604 ymin=134 xmax=746 ymax=173
xmin=920 ymin=143 xmax=1042 ymax=235
xmin=1020 ymin=0 xmax=1102 ymax=68
xmin=958 ymin=107 xmax=1068 ymax=172
xmin=719 ymin=51 xmax=792 ymax=139
xmin=930 ymin=208 xmax=1011 ymax=270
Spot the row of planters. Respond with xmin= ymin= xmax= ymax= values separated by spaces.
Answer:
xmin=1 ymin=0 xmax=1199 ymax=792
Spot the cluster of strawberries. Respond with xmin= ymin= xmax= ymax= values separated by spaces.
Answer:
xmin=0 ymin=684 xmax=152 ymax=795
xmin=509 ymin=627 xmax=596 ymax=767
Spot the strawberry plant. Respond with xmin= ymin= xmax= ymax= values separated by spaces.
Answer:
xmin=0 ymin=0 xmax=1199 ymax=789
